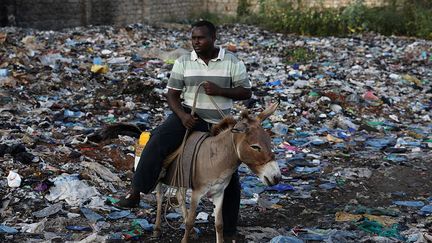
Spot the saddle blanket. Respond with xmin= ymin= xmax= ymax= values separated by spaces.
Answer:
xmin=162 ymin=131 xmax=209 ymax=189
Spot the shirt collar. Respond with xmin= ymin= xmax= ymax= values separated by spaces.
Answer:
xmin=191 ymin=47 xmax=225 ymax=61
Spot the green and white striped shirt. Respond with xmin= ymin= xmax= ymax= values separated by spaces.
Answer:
xmin=167 ymin=48 xmax=251 ymax=124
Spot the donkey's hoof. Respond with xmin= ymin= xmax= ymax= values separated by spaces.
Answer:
xmin=190 ymin=227 xmax=200 ymax=240
xmin=151 ymin=230 xmax=161 ymax=239
xmin=191 ymin=233 xmax=199 ymax=240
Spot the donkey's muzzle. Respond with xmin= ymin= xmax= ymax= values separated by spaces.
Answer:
xmin=259 ymin=161 xmax=282 ymax=186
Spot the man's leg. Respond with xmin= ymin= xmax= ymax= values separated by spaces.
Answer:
xmin=133 ymin=113 xmax=188 ymax=193
xmin=222 ymin=170 xmax=241 ymax=236
xmin=117 ymin=113 xmax=187 ymax=207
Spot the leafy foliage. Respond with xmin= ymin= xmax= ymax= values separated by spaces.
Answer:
xmin=237 ymin=0 xmax=251 ymax=17
xmin=235 ymin=0 xmax=432 ymax=39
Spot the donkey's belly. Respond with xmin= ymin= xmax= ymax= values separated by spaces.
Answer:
xmin=205 ymin=176 xmax=231 ymax=198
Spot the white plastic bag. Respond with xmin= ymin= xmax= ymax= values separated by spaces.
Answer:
xmin=7 ymin=171 xmax=22 ymax=188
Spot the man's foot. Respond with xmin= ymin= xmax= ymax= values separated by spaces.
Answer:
xmin=115 ymin=191 xmax=140 ymax=208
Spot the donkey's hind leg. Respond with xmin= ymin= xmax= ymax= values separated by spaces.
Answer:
xmin=152 ymin=183 xmax=163 ymax=238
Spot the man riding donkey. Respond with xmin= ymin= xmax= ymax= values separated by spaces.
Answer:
xmin=117 ymin=20 xmax=252 ymax=237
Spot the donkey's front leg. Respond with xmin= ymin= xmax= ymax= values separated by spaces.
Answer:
xmin=181 ymin=190 xmax=203 ymax=243
xmin=153 ymin=183 xmax=163 ymax=238
xmin=176 ymin=188 xmax=188 ymax=223
xmin=212 ymin=192 xmax=225 ymax=243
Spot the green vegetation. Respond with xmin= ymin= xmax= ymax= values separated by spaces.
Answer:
xmin=190 ymin=0 xmax=432 ymax=40
xmin=283 ymin=47 xmax=316 ymax=64
xmin=253 ymin=0 xmax=432 ymax=39
xmin=237 ymin=0 xmax=251 ymax=17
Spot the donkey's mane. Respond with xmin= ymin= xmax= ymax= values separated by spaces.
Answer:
xmin=210 ymin=110 xmax=253 ymax=136
xmin=210 ymin=116 xmax=237 ymax=136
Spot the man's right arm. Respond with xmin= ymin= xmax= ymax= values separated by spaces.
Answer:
xmin=166 ymin=89 xmax=197 ymax=129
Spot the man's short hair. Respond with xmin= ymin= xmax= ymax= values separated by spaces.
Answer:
xmin=192 ymin=20 xmax=216 ymax=37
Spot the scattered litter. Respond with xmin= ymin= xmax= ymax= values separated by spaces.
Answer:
xmin=0 ymin=22 xmax=430 ymax=242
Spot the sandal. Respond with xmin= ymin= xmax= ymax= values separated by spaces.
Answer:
xmin=114 ymin=192 xmax=140 ymax=209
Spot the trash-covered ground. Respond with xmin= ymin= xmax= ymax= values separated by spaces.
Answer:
xmin=1 ymin=23 xmax=431 ymax=242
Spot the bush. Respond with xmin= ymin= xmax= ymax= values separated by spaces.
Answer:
xmin=403 ymin=0 xmax=432 ymax=39
xmin=237 ymin=0 xmax=251 ymax=17
xmin=364 ymin=2 xmax=407 ymax=36
xmin=340 ymin=0 xmax=368 ymax=33
xmin=235 ymin=0 xmax=432 ymax=39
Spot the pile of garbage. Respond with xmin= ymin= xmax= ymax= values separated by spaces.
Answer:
xmin=1 ymin=23 xmax=431 ymax=242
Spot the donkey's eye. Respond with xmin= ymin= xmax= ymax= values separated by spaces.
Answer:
xmin=250 ymin=144 xmax=262 ymax=152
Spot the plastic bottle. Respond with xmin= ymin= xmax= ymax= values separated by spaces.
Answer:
xmin=134 ymin=132 xmax=150 ymax=171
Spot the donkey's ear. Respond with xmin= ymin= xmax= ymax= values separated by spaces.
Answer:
xmin=231 ymin=122 xmax=249 ymax=133
xmin=240 ymin=110 xmax=250 ymax=119
xmin=257 ymin=100 xmax=279 ymax=122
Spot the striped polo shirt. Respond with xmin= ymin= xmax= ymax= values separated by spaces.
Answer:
xmin=167 ymin=48 xmax=251 ymax=124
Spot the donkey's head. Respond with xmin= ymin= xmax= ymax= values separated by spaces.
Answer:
xmin=231 ymin=102 xmax=281 ymax=186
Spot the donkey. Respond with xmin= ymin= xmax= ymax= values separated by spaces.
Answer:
xmin=153 ymin=102 xmax=281 ymax=243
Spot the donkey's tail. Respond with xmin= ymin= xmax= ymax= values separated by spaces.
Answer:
xmin=87 ymin=123 xmax=144 ymax=143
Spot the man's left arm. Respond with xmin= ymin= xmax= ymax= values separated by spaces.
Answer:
xmin=202 ymin=82 xmax=251 ymax=100
xmin=202 ymin=60 xmax=252 ymax=100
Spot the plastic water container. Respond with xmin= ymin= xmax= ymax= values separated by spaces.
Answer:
xmin=134 ymin=131 xmax=150 ymax=171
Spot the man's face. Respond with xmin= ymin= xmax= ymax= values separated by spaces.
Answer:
xmin=191 ymin=26 xmax=215 ymax=55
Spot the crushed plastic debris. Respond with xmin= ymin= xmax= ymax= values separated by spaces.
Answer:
xmin=32 ymin=202 xmax=63 ymax=218
xmin=393 ymin=200 xmax=425 ymax=207
xmin=107 ymin=210 xmax=131 ymax=220
xmin=80 ymin=207 xmax=104 ymax=222
xmin=133 ymin=218 xmax=154 ymax=231
xmin=0 ymin=225 xmax=18 ymax=235
xmin=45 ymin=174 xmax=101 ymax=207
